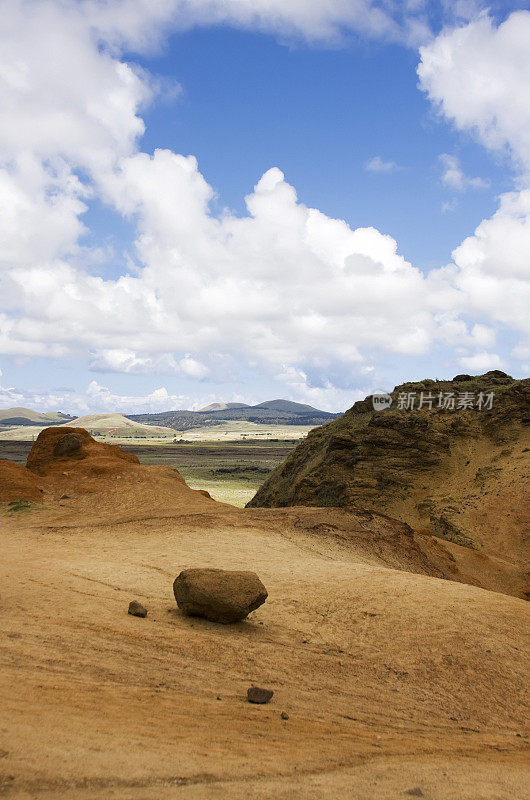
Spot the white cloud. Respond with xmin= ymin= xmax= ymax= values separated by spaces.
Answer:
xmin=274 ymin=365 xmax=365 ymax=412
xmin=0 ymin=2 xmax=529 ymax=417
xmin=419 ymin=11 xmax=530 ymax=359
xmin=82 ymin=0 xmax=432 ymax=49
xmin=439 ymin=154 xmax=489 ymax=191
xmin=1 ymin=97 xmax=453 ymax=373
xmin=0 ymin=376 xmax=187 ymax=415
xmin=88 ymin=349 xmax=209 ymax=378
xmin=365 ymin=156 xmax=400 ymax=173
xmin=85 ymin=380 xmax=184 ymax=413
xmin=458 ymin=351 xmax=505 ymax=371
xmin=419 ymin=12 xmax=530 ymax=171
xmin=441 ymin=198 xmax=458 ymax=214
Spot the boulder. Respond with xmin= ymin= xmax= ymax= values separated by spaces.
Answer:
xmin=247 ymin=686 xmax=274 ymax=704
xmin=173 ymin=568 xmax=267 ymax=623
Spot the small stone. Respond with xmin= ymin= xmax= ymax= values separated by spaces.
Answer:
xmin=281 ymin=711 xmax=289 ymax=720
xmin=247 ymin=686 xmax=273 ymax=704
xmin=60 ymin=494 xmax=71 ymax=500
xmin=128 ymin=600 xmax=147 ymax=618
xmin=405 ymin=789 xmax=424 ymax=798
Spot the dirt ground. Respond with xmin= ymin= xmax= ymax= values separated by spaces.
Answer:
xmin=0 ymin=432 xmax=528 ymax=799
xmin=1 ymin=512 xmax=528 ymax=797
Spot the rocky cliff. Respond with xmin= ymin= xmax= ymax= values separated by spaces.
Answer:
xmin=248 ymin=371 xmax=530 ymax=568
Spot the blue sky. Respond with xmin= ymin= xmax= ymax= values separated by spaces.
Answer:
xmin=0 ymin=1 xmax=529 ymax=413
xmin=135 ymin=27 xmax=508 ymax=267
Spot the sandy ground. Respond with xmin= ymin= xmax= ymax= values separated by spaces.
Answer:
xmin=1 ymin=473 xmax=529 ymax=799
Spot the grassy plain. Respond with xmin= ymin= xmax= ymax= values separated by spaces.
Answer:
xmin=0 ymin=419 xmax=315 ymax=443
xmin=0 ymin=439 xmax=298 ymax=507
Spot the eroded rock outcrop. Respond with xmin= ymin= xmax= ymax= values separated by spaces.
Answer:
xmin=248 ymin=372 xmax=530 ymax=567
xmin=26 ymin=426 xmax=139 ymax=477
xmin=0 ymin=427 xmax=197 ymax=510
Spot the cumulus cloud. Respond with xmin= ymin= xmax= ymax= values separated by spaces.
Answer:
xmin=0 ymin=0 xmax=462 ymax=383
xmin=365 ymin=156 xmax=401 ymax=173
xmin=3 ymin=157 xmax=450 ymax=372
xmin=458 ymin=351 xmax=505 ymax=371
xmin=88 ymin=349 xmax=209 ymax=378
xmin=85 ymin=380 xmax=185 ymax=413
xmin=419 ymin=11 xmax=530 ymax=369
xmin=0 ymin=2 xmax=529 ymax=414
xmin=419 ymin=12 xmax=530 ymax=171
xmin=438 ymin=154 xmax=489 ymax=191
xmin=0 ymin=377 xmax=187 ymax=415
xmin=274 ymin=365 xmax=365 ymax=412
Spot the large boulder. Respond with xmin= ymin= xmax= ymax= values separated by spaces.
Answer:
xmin=173 ymin=568 xmax=268 ymax=624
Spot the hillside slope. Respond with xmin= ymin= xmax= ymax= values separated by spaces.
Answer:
xmin=64 ymin=413 xmax=175 ymax=438
xmin=248 ymin=372 xmax=530 ymax=570
xmin=0 ymin=407 xmax=74 ymax=426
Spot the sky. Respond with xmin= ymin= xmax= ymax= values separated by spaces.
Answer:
xmin=0 ymin=0 xmax=529 ymax=414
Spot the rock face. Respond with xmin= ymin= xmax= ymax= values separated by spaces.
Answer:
xmin=248 ymin=372 xmax=530 ymax=565
xmin=173 ymin=568 xmax=268 ymax=623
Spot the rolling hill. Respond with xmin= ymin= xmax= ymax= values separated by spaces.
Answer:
xmin=62 ymin=413 xmax=176 ymax=438
xmin=0 ymin=413 xmax=176 ymax=441
xmin=128 ymin=399 xmax=340 ymax=430
xmin=254 ymin=399 xmax=326 ymax=413
xmin=0 ymin=407 xmax=75 ymax=427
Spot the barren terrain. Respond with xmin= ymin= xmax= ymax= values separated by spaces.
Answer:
xmin=0 ymin=426 xmax=529 ymax=799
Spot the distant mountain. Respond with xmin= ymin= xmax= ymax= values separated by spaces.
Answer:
xmin=0 ymin=407 xmax=75 ymax=427
xmin=127 ymin=399 xmax=341 ymax=431
xmin=254 ymin=399 xmax=325 ymax=414
xmin=199 ymin=402 xmax=250 ymax=412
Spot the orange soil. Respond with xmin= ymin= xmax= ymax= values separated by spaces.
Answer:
xmin=0 ymin=429 xmax=528 ymax=798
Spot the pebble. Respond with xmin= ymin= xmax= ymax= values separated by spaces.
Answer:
xmin=128 ymin=601 xmax=147 ymax=618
